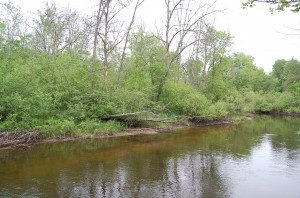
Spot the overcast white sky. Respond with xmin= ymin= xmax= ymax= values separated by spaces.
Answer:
xmin=5 ymin=0 xmax=300 ymax=73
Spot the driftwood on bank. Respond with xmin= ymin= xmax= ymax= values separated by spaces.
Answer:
xmin=0 ymin=131 xmax=42 ymax=148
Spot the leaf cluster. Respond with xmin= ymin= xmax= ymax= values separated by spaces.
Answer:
xmin=243 ymin=0 xmax=300 ymax=12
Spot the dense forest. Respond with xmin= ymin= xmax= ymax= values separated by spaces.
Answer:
xmin=0 ymin=1 xmax=299 ymax=137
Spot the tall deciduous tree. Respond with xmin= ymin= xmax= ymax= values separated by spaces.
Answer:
xmin=91 ymin=0 xmax=127 ymax=60
xmin=0 ymin=1 xmax=24 ymax=47
xmin=129 ymin=28 xmax=165 ymax=99
xmin=272 ymin=59 xmax=287 ymax=91
xmin=64 ymin=10 xmax=89 ymax=55
xmin=90 ymin=0 xmax=144 ymax=88
xmin=198 ymin=27 xmax=232 ymax=77
xmin=33 ymin=3 xmax=85 ymax=55
xmin=284 ymin=59 xmax=300 ymax=92
xmin=33 ymin=3 xmax=65 ymax=54
xmin=116 ymin=0 xmax=145 ymax=89
xmin=156 ymin=0 xmax=219 ymax=101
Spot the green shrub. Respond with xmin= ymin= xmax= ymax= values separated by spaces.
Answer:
xmin=254 ymin=92 xmax=276 ymax=112
xmin=252 ymin=92 xmax=300 ymax=113
xmin=161 ymin=81 xmax=210 ymax=116
xmin=206 ymin=101 xmax=229 ymax=119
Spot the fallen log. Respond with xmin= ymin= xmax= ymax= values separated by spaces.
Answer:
xmin=102 ymin=111 xmax=230 ymax=127
xmin=102 ymin=111 xmax=150 ymax=121
xmin=138 ymin=116 xmax=192 ymax=122
xmin=102 ymin=112 xmax=193 ymax=127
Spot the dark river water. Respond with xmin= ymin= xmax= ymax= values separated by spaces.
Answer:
xmin=1 ymin=116 xmax=300 ymax=198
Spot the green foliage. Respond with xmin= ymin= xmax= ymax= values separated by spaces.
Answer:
xmin=229 ymin=53 xmax=270 ymax=92
xmin=272 ymin=59 xmax=287 ymax=91
xmin=207 ymin=101 xmax=229 ymax=119
xmin=233 ymin=52 xmax=256 ymax=69
xmin=205 ymin=57 xmax=235 ymax=101
xmin=77 ymin=120 xmax=124 ymax=135
xmin=202 ymin=27 xmax=233 ymax=70
xmin=183 ymin=58 xmax=204 ymax=88
xmin=270 ymin=59 xmax=300 ymax=93
xmin=243 ymin=0 xmax=300 ymax=12
xmin=34 ymin=119 xmax=124 ymax=137
xmin=283 ymin=59 xmax=300 ymax=93
xmin=254 ymin=92 xmax=300 ymax=113
xmin=127 ymin=29 xmax=166 ymax=100
xmin=161 ymin=81 xmax=210 ymax=116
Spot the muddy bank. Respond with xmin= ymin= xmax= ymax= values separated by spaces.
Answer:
xmin=0 ymin=119 xmax=231 ymax=150
xmin=255 ymin=111 xmax=300 ymax=117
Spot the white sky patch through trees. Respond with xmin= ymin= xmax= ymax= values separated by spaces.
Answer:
xmin=6 ymin=0 xmax=300 ymax=73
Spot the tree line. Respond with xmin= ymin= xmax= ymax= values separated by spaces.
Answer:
xmin=0 ymin=0 xmax=299 ymax=136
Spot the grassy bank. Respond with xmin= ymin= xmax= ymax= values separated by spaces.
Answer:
xmin=1 ymin=111 xmax=300 ymax=149
xmin=0 ymin=119 xmax=124 ymax=138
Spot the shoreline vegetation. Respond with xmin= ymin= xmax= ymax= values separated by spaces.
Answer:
xmin=1 ymin=3 xmax=299 ymax=148
xmin=0 ymin=117 xmax=233 ymax=149
xmin=1 ymin=112 xmax=299 ymax=150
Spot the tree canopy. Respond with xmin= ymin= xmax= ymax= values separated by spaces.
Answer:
xmin=243 ymin=0 xmax=300 ymax=12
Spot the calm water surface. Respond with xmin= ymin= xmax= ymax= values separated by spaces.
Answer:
xmin=1 ymin=116 xmax=300 ymax=198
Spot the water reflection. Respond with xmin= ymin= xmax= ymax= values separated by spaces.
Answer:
xmin=0 ymin=116 xmax=300 ymax=197
xmin=51 ymin=150 xmax=230 ymax=198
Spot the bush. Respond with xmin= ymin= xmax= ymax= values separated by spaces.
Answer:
xmin=277 ymin=92 xmax=300 ymax=113
xmin=161 ymin=81 xmax=210 ymax=116
xmin=206 ymin=101 xmax=229 ymax=119
xmin=253 ymin=92 xmax=300 ymax=113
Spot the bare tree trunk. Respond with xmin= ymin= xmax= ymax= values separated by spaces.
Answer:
xmin=103 ymin=1 xmax=109 ymax=88
xmin=92 ymin=0 xmax=104 ymax=61
xmin=156 ymin=0 xmax=181 ymax=101
xmin=116 ymin=0 xmax=145 ymax=89
xmin=156 ymin=0 xmax=218 ymax=101
xmin=93 ymin=0 xmax=128 ymax=88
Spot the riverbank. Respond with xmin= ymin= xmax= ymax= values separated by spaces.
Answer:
xmin=2 ymin=112 xmax=300 ymax=150
xmin=0 ymin=119 xmax=231 ymax=150
xmin=255 ymin=110 xmax=300 ymax=117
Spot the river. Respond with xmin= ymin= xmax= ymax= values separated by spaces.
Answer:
xmin=1 ymin=115 xmax=300 ymax=198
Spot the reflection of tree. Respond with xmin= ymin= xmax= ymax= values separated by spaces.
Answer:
xmin=160 ymin=150 xmax=230 ymax=198
xmin=51 ymin=141 xmax=231 ymax=197
xmin=266 ymin=117 xmax=300 ymax=171
xmin=200 ymin=151 xmax=230 ymax=198
xmin=270 ymin=117 xmax=300 ymax=151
